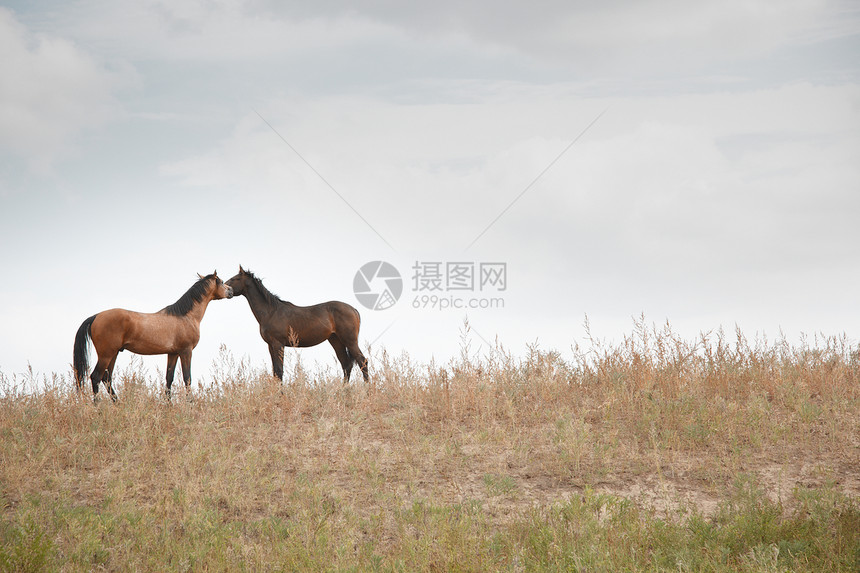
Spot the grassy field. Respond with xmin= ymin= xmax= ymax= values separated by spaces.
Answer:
xmin=2 ymin=319 xmax=859 ymax=571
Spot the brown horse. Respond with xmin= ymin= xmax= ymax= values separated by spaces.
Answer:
xmin=225 ymin=266 xmax=369 ymax=383
xmin=73 ymin=272 xmax=233 ymax=400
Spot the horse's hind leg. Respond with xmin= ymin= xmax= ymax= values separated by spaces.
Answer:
xmin=89 ymin=355 xmax=112 ymax=401
xmin=346 ymin=342 xmax=369 ymax=383
xmin=103 ymin=354 xmax=119 ymax=402
xmin=328 ymin=335 xmax=353 ymax=383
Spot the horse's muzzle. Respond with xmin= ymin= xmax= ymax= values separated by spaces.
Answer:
xmin=225 ymin=286 xmax=234 ymax=299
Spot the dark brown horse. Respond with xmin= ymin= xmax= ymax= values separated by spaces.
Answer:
xmin=225 ymin=266 xmax=369 ymax=383
xmin=73 ymin=272 xmax=233 ymax=400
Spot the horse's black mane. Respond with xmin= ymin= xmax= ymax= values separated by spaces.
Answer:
xmin=244 ymin=269 xmax=287 ymax=308
xmin=163 ymin=274 xmax=216 ymax=317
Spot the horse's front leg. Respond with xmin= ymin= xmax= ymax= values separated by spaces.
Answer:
xmin=179 ymin=351 xmax=193 ymax=392
xmin=268 ymin=342 xmax=285 ymax=380
xmin=165 ymin=353 xmax=179 ymax=400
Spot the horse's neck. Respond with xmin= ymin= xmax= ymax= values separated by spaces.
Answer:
xmin=245 ymin=280 xmax=282 ymax=321
xmin=183 ymin=295 xmax=213 ymax=324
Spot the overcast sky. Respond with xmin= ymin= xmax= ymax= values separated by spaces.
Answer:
xmin=1 ymin=1 xmax=859 ymax=387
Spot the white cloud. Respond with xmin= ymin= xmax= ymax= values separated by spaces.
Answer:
xmin=46 ymin=0 xmax=400 ymax=63
xmin=42 ymin=1 xmax=860 ymax=90
xmin=0 ymin=8 xmax=128 ymax=173
xmin=3 ymin=1 xmax=857 ymax=378
xmin=250 ymin=0 xmax=858 ymax=72
xmin=159 ymin=82 xmax=860 ymax=266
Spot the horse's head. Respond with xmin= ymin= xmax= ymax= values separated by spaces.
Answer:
xmin=200 ymin=271 xmax=233 ymax=300
xmin=224 ymin=266 xmax=251 ymax=297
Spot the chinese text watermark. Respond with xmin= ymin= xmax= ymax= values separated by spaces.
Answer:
xmin=354 ymin=260 xmax=507 ymax=312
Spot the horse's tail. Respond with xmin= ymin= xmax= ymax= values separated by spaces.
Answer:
xmin=73 ymin=314 xmax=96 ymax=389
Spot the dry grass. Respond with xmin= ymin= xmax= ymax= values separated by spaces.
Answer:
xmin=1 ymin=319 xmax=859 ymax=571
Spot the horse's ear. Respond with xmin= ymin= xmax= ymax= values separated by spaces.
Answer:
xmin=197 ymin=272 xmax=204 ymax=279
xmin=239 ymin=265 xmax=245 ymax=273
xmin=213 ymin=270 xmax=218 ymax=277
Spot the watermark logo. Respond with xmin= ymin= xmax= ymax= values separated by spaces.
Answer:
xmin=354 ymin=260 xmax=507 ymax=311
xmin=412 ymin=262 xmax=506 ymax=292
xmin=353 ymin=261 xmax=403 ymax=311
xmin=411 ymin=261 xmax=506 ymax=311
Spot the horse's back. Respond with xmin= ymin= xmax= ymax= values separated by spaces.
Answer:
xmin=286 ymin=300 xmax=358 ymax=320
xmin=311 ymin=301 xmax=360 ymax=329
xmin=265 ymin=300 xmax=359 ymax=347
xmin=324 ymin=300 xmax=360 ymax=319
xmin=91 ymin=308 xmax=195 ymax=355
xmin=91 ymin=308 xmax=134 ymax=334
xmin=323 ymin=301 xmax=361 ymax=335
